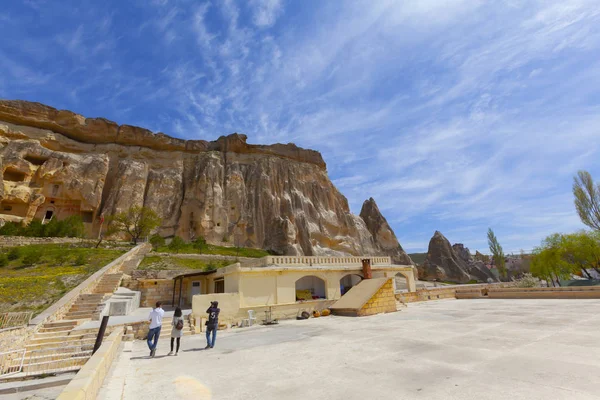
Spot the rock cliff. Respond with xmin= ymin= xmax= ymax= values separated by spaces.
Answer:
xmin=0 ymin=100 xmax=411 ymax=260
xmin=359 ymin=198 xmax=413 ymax=265
xmin=418 ymin=231 xmax=497 ymax=283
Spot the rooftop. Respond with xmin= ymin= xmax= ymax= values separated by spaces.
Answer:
xmin=99 ymin=298 xmax=600 ymax=400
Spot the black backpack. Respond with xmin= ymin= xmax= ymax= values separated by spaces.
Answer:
xmin=175 ymin=318 xmax=184 ymax=330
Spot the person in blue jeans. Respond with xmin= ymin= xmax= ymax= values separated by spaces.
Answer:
xmin=147 ymin=301 xmax=164 ymax=357
xmin=205 ymin=301 xmax=220 ymax=349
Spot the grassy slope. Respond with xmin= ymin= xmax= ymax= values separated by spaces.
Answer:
xmin=138 ymin=256 xmax=231 ymax=271
xmin=0 ymin=245 xmax=125 ymax=315
xmin=156 ymin=243 xmax=269 ymax=258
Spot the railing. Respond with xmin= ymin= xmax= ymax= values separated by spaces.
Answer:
xmin=0 ymin=312 xmax=32 ymax=331
xmin=244 ymin=255 xmax=393 ymax=267
xmin=0 ymin=349 xmax=25 ymax=378
xmin=20 ymin=345 xmax=92 ymax=376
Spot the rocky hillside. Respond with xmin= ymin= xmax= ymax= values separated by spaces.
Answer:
xmin=0 ymin=100 xmax=412 ymax=261
xmin=418 ymin=231 xmax=497 ymax=283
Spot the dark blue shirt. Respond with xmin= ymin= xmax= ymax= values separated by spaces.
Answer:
xmin=206 ymin=306 xmax=220 ymax=328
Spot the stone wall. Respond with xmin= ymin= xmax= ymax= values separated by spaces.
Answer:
xmin=396 ymin=282 xmax=515 ymax=303
xmin=359 ymin=278 xmax=396 ymax=316
xmin=138 ymin=279 xmax=174 ymax=307
xmin=0 ymin=236 xmax=94 ymax=247
xmin=0 ymin=327 xmax=29 ymax=353
xmin=56 ymin=327 xmax=124 ymax=400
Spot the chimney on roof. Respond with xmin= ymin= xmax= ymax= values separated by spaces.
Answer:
xmin=361 ymin=258 xmax=372 ymax=279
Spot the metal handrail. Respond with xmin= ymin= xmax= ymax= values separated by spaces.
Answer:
xmin=0 ymin=312 xmax=32 ymax=331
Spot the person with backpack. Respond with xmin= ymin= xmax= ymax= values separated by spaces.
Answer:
xmin=147 ymin=301 xmax=164 ymax=357
xmin=205 ymin=301 xmax=220 ymax=349
xmin=168 ymin=307 xmax=184 ymax=356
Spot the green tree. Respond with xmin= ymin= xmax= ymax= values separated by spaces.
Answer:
xmin=168 ymin=236 xmax=186 ymax=252
xmin=107 ymin=206 xmax=162 ymax=244
xmin=559 ymin=231 xmax=600 ymax=278
xmin=487 ymin=228 xmax=506 ymax=279
xmin=573 ymin=170 xmax=600 ymax=231
xmin=149 ymin=234 xmax=166 ymax=250
xmin=530 ymin=234 xmax=573 ymax=286
xmin=192 ymin=236 xmax=206 ymax=253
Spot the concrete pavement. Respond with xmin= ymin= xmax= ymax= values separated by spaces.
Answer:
xmin=98 ymin=299 xmax=600 ymax=400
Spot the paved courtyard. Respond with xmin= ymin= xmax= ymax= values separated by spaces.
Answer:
xmin=99 ymin=299 xmax=600 ymax=400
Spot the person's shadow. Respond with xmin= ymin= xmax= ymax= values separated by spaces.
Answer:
xmin=182 ymin=348 xmax=210 ymax=352
xmin=130 ymin=355 xmax=170 ymax=360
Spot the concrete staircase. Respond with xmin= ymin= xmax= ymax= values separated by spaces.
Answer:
xmin=10 ymin=321 xmax=94 ymax=374
xmin=63 ymin=274 xmax=122 ymax=320
xmin=10 ymin=274 xmax=125 ymax=376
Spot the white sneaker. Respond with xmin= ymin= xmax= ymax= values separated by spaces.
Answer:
xmin=175 ymin=352 xmax=179 ymax=356
xmin=167 ymin=351 xmax=173 ymax=356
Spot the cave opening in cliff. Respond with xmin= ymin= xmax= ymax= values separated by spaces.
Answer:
xmin=340 ymin=274 xmax=363 ymax=296
xmin=24 ymin=154 xmax=49 ymax=166
xmin=295 ymin=275 xmax=326 ymax=301
xmin=3 ymin=168 xmax=27 ymax=182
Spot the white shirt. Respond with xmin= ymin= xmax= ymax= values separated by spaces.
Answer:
xmin=148 ymin=307 xmax=164 ymax=329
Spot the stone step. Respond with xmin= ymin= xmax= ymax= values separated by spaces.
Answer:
xmin=28 ymin=333 xmax=97 ymax=345
xmin=25 ymin=343 xmax=95 ymax=357
xmin=34 ymin=330 xmax=72 ymax=338
xmin=18 ymin=356 xmax=89 ymax=373
xmin=65 ymin=309 xmax=96 ymax=316
xmin=26 ymin=338 xmax=96 ymax=352
xmin=41 ymin=321 xmax=79 ymax=329
xmin=68 ymin=305 xmax=100 ymax=312
xmin=24 ymin=351 xmax=92 ymax=365
xmin=79 ymin=294 xmax=106 ymax=298
xmin=38 ymin=326 xmax=74 ymax=334
xmin=64 ymin=311 xmax=94 ymax=318
xmin=63 ymin=315 xmax=93 ymax=321
xmin=71 ymin=300 xmax=103 ymax=306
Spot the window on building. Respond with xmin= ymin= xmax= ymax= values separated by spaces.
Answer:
xmin=44 ymin=210 xmax=54 ymax=221
xmin=214 ymin=278 xmax=225 ymax=294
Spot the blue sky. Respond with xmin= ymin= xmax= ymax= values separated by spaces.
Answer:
xmin=2 ymin=0 xmax=600 ymax=253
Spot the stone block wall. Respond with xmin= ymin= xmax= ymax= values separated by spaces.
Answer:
xmin=56 ymin=327 xmax=124 ymax=400
xmin=138 ymin=279 xmax=174 ymax=307
xmin=0 ymin=236 xmax=93 ymax=247
xmin=359 ymin=278 xmax=397 ymax=316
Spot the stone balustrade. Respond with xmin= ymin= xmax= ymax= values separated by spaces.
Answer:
xmin=243 ymin=255 xmax=392 ymax=268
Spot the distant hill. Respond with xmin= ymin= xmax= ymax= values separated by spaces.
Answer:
xmin=408 ymin=253 xmax=427 ymax=265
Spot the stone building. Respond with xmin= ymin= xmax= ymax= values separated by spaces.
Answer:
xmin=134 ymin=255 xmax=416 ymax=324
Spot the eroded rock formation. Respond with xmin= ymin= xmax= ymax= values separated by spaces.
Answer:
xmin=360 ymin=198 xmax=413 ymax=265
xmin=418 ymin=231 xmax=498 ymax=283
xmin=0 ymin=100 xmax=411 ymax=260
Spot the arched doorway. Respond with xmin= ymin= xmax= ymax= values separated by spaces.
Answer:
xmin=295 ymin=275 xmax=326 ymax=301
xmin=339 ymin=274 xmax=363 ymax=295
xmin=395 ymin=272 xmax=409 ymax=291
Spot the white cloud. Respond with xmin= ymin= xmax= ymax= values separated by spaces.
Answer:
xmin=249 ymin=0 xmax=283 ymax=28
